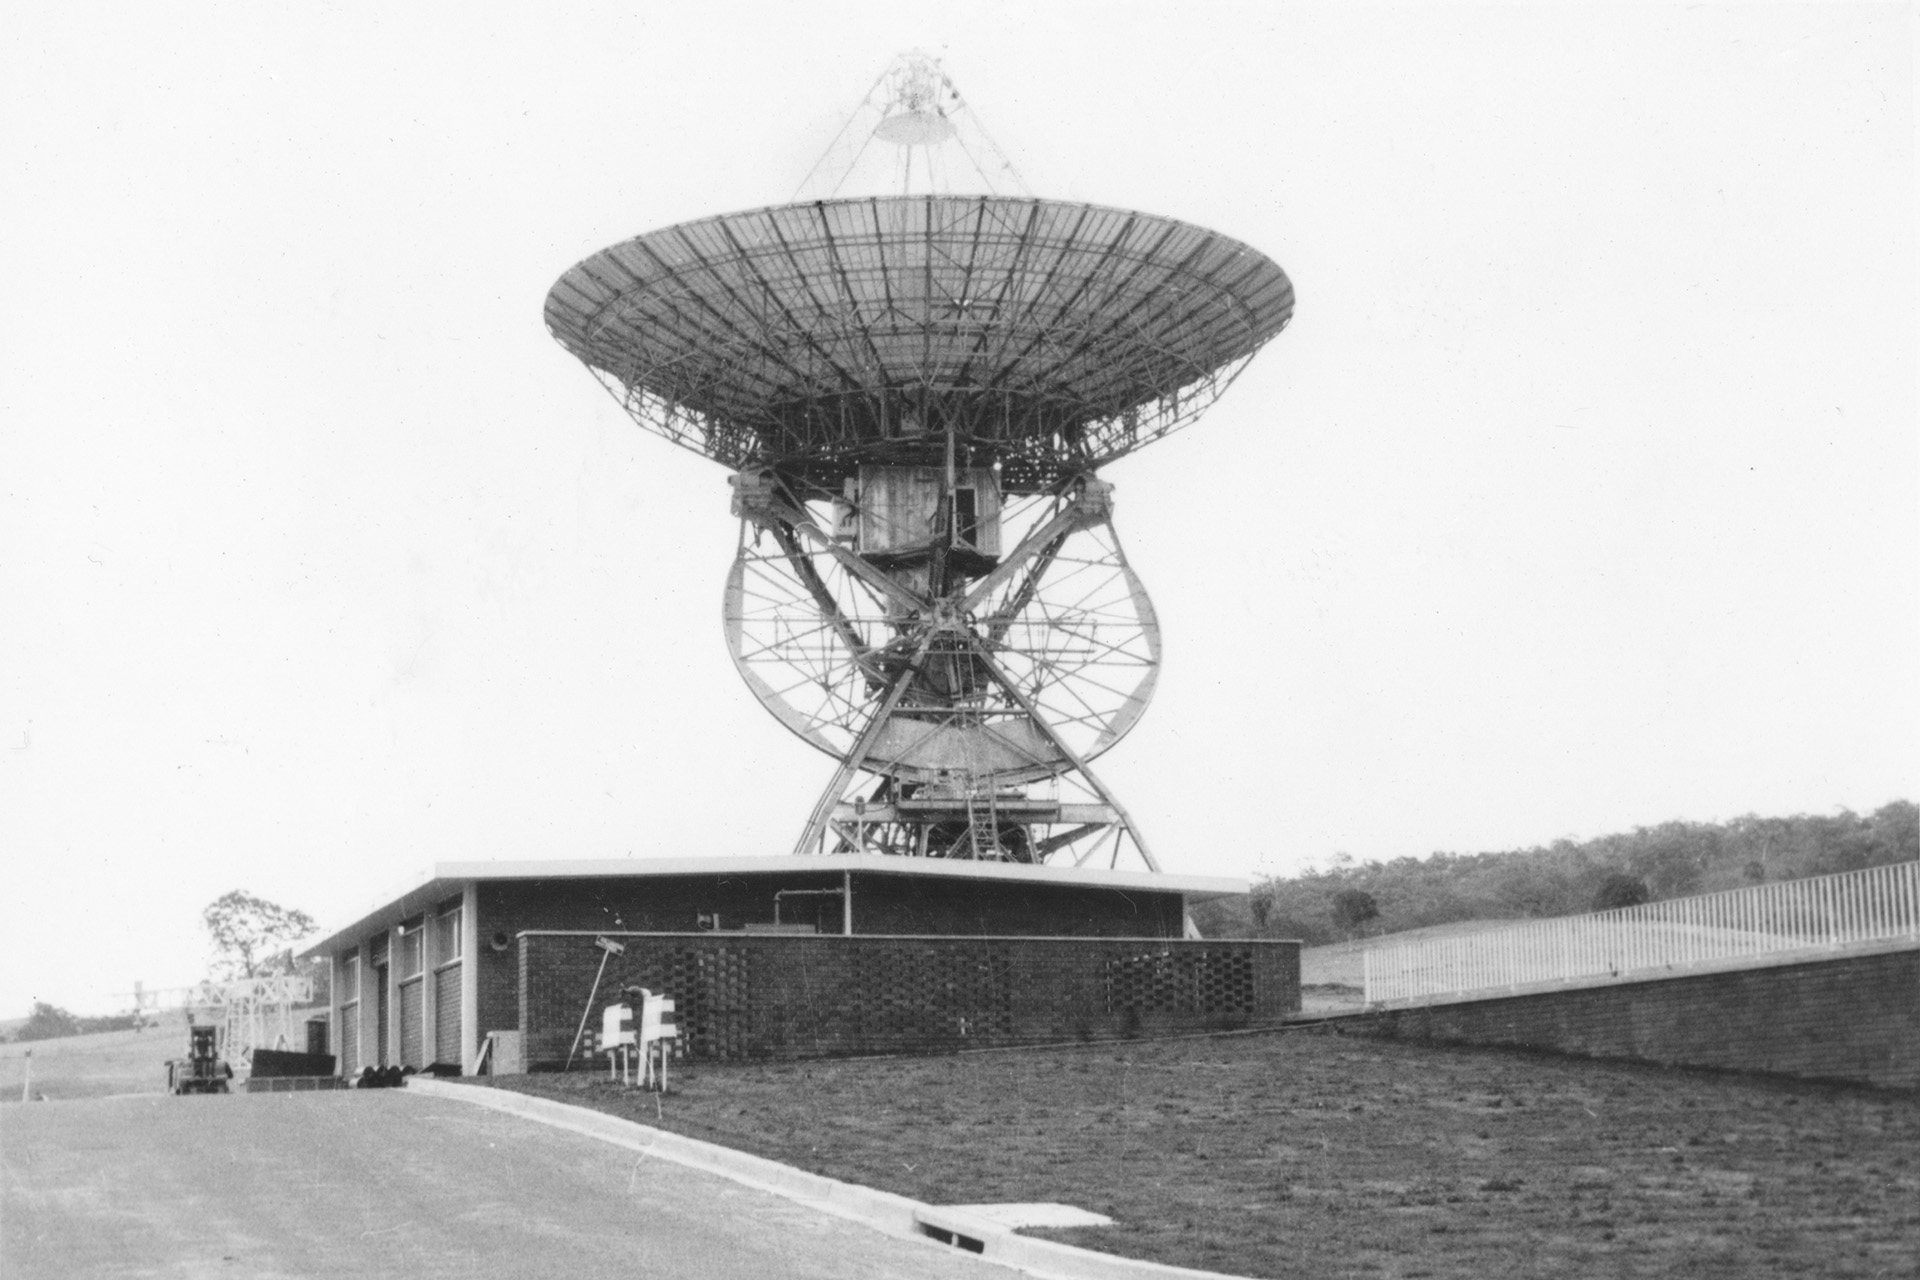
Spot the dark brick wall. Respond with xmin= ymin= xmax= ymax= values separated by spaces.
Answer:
xmin=514 ymin=933 xmax=1300 ymax=1066
xmin=477 ymin=929 xmax=518 ymax=1046
xmin=476 ymin=875 xmax=844 ymax=1044
xmin=471 ymin=872 xmax=1191 ymax=1040
xmin=847 ymin=875 xmax=1184 ymax=937
xmin=1345 ymin=946 xmax=1919 ymax=1090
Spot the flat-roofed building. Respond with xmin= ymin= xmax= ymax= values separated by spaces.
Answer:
xmin=301 ymin=856 xmax=1299 ymax=1075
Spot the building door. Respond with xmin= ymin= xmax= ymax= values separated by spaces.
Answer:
xmin=375 ymin=964 xmax=390 ymax=1066
xmin=399 ymin=978 xmax=423 ymax=1068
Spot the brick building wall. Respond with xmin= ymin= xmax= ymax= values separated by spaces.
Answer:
xmin=1345 ymin=943 xmax=1919 ymax=1090
xmin=468 ymin=873 xmax=1190 ymax=1050
xmin=846 ymin=876 xmax=1185 ymax=936
xmin=514 ymin=933 xmax=1299 ymax=1066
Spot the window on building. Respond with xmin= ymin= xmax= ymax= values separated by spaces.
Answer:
xmin=398 ymin=920 xmax=423 ymax=979
xmin=341 ymin=954 xmax=359 ymax=1004
xmin=435 ymin=898 xmax=463 ymax=966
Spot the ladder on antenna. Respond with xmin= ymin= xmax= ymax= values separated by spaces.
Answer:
xmin=965 ymin=787 xmax=1001 ymax=860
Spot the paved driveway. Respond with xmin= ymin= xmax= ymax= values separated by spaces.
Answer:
xmin=1 ymin=1092 xmax=1015 ymax=1279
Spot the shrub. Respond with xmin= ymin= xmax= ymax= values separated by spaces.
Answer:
xmin=14 ymin=1002 xmax=82 ymax=1042
xmin=1331 ymin=888 xmax=1380 ymax=934
xmin=1592 ymin=873 xmax=1652 ymax=911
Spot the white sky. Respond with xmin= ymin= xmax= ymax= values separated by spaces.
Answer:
xmin=3 ymin=2 xmax=1914 ymax=1016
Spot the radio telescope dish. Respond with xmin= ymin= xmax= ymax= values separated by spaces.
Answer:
xmin=545 ymin=196 xmax=1293 ymax=491
xmin=546 ymin=57 xmax=1293 ymax=871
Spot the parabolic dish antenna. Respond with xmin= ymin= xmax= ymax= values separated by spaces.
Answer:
xmin=546 ymin=55 xmax=1293 ymax=872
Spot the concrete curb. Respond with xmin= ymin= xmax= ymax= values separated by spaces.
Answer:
xmin=402 ymin=1078 xmax=1252 ymax=1280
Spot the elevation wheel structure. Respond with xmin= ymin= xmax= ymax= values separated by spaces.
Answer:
xmin=545 ymin=57 xmax=1293 ymax=871
xmin=724 ymin=478 xmax=1159 ymax=783
xmin=724 ymin=471 xmax=1160 ymax=866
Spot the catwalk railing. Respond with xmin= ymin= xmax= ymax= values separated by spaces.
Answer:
xmin=1362 ymin=861 xmax=1920 ymax=1007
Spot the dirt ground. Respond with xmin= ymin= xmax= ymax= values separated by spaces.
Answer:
xmin=489 ymin=1028 xmax=1920 ymax=1280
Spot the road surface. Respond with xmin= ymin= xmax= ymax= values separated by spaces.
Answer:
xmin=1 ymin=1091 xmax=1016 ymax=1279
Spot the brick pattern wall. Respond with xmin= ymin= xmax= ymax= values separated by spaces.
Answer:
xmin=1345 ymin=945 xmax=1919 ymax=1090
xmin=516 ymin=933 xmax=1300 ymax=1066
xmin=434 ymin=963 xmax=462 ymax=1064
xmin=470 ymin=873 xmax=1192 ymax=1047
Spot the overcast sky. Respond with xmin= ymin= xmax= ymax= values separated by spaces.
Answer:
xmin=3 ymin=2 xmax=1913 ymax=1015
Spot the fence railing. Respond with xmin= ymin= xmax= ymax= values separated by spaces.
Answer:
xmin=1363 ymin=861 xmax=1920 ymax=1006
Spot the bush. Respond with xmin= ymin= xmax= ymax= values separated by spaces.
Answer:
xmin=14 ymin=1002 xmax=81 ymax=1042
xmin=1248 ymin=892 xmax=1273 ymax=929
xmin=1331 ymin=888 xmax=1380 ymax=934
xmin=1592 ymin=874 xmax=1652 ymax=911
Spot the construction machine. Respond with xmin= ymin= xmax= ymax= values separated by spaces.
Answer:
xmin=166 ymin=1024 xmax=232 ymax=1095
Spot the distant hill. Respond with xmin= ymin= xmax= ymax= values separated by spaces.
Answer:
xmin=1196 ymin=801 xmax=1917 ymax=946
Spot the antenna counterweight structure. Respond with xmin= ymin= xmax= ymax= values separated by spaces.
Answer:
xmin=546 ymin=56 xmax=1293 ymax=871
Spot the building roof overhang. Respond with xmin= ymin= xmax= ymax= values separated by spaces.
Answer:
xmin=300 ymin=854 xmax=1249 ymax=958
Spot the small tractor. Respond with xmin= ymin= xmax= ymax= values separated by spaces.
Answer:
xmin=166 ymin=1024 xmax=233 ymax=1095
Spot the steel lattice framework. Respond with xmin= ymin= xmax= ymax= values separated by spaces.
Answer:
xmin=547 ymin=116 xmax=1292 ymax=873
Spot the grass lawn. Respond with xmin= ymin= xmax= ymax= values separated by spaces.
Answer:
xmin=483 ymin=1028 xmax=1920 ymax=1279
xmin=0 ymin=1010 xmax=187 ymax=1101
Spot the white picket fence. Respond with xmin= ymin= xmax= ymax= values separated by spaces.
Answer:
xmin=1363 ymin=860 xmax=1920 ymax=1007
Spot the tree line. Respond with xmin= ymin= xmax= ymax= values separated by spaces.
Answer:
xmin=1192 ymin=801 xmax=1918 ymax=946
xmin=6 ymin=1003 xmax=148 ymax=1042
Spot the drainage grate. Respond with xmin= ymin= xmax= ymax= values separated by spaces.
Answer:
xmin=917 ymin=1223 xmax=986 ymax=1254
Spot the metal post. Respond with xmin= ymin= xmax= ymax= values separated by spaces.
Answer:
xmin=564 ymin=937 xmax=625 ymax=1072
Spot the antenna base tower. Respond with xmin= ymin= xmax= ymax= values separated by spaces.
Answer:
xmin=800 ymin=766 xmax=1159 ymax=871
